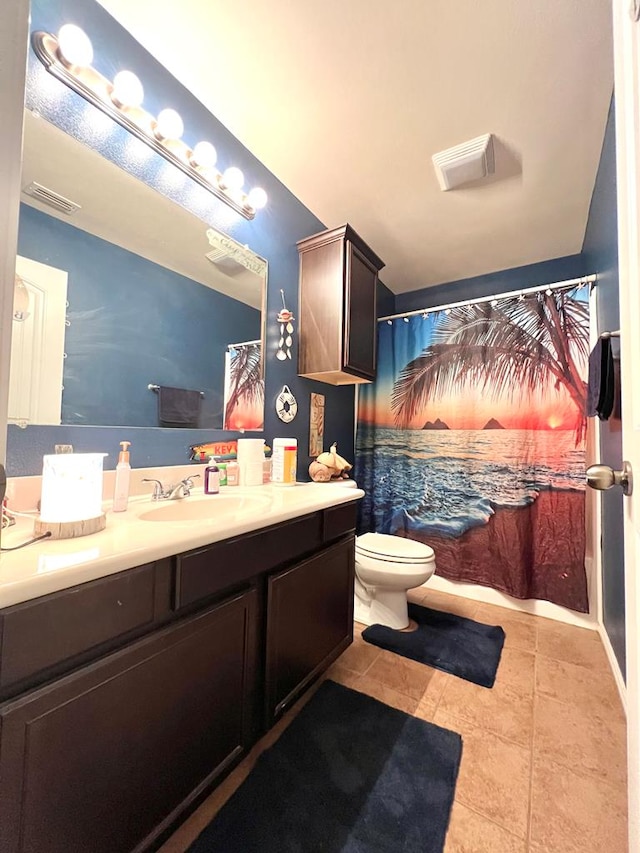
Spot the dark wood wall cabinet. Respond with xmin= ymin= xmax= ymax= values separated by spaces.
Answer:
xmin=0 ymin=501 xmax=358 ymax=853
xmin=297 ymin=224 xmax=384 ymax=385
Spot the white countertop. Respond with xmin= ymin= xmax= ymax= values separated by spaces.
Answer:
xmin=0 ymin=482 xmax=363 ymax=609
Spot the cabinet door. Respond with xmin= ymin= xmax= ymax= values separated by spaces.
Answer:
xmin=0 ymin=590 xmax=257 ymax=853
xmin=265 ymin=538 xmax=355 ymax=724
xmin=344 ymin=242 xmax=378 ymax=380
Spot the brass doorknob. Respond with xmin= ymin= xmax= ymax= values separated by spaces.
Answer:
xmin=586 ymin=461 xmax=633 ymax=496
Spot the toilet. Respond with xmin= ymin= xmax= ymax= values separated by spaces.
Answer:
xmin=354 ymin=532 xmax=436 ymax=629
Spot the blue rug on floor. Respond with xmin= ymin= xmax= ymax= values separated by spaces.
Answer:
xmin=362 ymin=603 xmax=505 ymax=688
xmin=187 ymin=679 xmax=462 ymax=853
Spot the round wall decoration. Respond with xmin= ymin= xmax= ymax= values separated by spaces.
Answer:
xmin=275 ymin=385 xmax=298 ymax=423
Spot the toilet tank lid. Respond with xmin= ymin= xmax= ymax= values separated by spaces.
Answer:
xmin=356 ymin=532 xmax=434 ymax=561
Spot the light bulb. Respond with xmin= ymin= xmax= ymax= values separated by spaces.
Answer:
xmin=111 ymin=70 xmax=144 ymax=108
xmin=190 ymin=141 xmax=217 ymax=168
xmin=154 ymin=108 xmax=184 ymax=140
xmin=221 ymin=166 xmax=244 ymax=191
xmin=57 ymin=24 xmax=94 ymax=68
xmin=247 ymin=187 xmax=268 ymax=210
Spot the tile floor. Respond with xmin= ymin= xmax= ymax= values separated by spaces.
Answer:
xmin=160 ymin=588 xmax=628 ymax=853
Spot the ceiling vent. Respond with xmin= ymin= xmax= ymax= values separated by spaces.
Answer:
xmin=205 ymin=228 xmax=267 ymax=278
xmin=205 ymin=249 xmax=246 ymax=277
xmin=22 ymin=181 xmax=81 ymax=215
xmin=432 ymin=133 xmax=495 ymax=191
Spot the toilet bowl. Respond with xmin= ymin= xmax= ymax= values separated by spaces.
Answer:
xmin=354 ymin=532 xmax=436 ymax=629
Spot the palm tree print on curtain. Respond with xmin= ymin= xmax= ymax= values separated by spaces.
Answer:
xmin=223 ymin=342 xmax=264 ymax=430
xmin=356 ymin=285 xmax=590 ymax=612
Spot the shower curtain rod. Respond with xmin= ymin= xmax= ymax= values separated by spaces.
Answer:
xmin=378 ymin=273 xmax=597 ymax=322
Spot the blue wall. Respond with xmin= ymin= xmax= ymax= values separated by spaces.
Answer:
xmin=582 ymin=97 xmax=625 ymax=677
xmin=8 ymin=0 xmax=358 ymax=475
xmin=18 ymin=203 xmax=259 ymax=429
xmin=394 ymin=254 xmax=585 ymax=314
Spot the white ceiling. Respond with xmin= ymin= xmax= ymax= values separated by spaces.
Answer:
xmin=97 ymin=0 xmax=614 ymax=294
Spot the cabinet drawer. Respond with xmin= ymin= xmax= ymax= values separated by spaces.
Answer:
xmin=323 ymin=501 xmax=358 ymax=542
xmin=0 ymin=563 xmax=158 ymax=691
xmin=176 ymin=513 xmax=323 ymax=609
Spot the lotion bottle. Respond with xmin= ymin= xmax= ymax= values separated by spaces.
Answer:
xmin=205 ymin=456 xmax=220 ymax=494
xmin=226 ymin=459 xmax=240 ymax=486
xmin=112 ymin=441 xmax=131 ymax=512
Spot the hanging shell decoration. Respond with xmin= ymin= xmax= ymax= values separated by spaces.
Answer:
xmin=276 ymin=289 xmax=295 ymax=361
xmin=308 ymin=442 xmax=353 ymax=482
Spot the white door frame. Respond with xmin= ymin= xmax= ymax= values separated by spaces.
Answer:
xmin=9 ymin=256 xmax=68 ymax=426
xmin=612 ymin=1 xmax=640 ymax=848
xmin=0 ymin=0 xmax=30 ymax=465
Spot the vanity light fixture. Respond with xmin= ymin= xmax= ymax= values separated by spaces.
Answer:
xmin=247 ymin=187 xmax=268 ymax=210
xmin=111 ymin=70 xmax=144 ymax=109
xmin=56 ymin=23 xmax=93 ymax=68
xmin=31 ymin=27 xmax=268 ymax=219
xmin=190 ymin=140 xmax=217 ymax=169
xmin=154 ymin=108 xmax=184 ymax=141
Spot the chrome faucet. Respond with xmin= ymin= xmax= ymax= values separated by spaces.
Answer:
xmin=142 ymin=475 xmax=200 ymax=501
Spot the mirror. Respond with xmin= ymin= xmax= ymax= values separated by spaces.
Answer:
xmin=10 ymin=107 xmax=266 ymax=432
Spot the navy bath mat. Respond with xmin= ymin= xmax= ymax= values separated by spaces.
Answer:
xmin=187 ymin=679 xmax=462 ymax=853
xmin=362 ymin=603 xmax=505 ymax=688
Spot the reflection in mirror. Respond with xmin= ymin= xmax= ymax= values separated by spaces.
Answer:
xmin=10 ymin=110 xmax=266 ymax=431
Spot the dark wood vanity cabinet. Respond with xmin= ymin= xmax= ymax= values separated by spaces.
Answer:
xmin=297 ymin=224 xmax=384 ymax=384
xmin=0 ymin=589 xmax=258 ymax=853
xmin=265 ymin=536 xmax=355 ymax=724
xmin=0 ymin=501 xmax=358 ymax=852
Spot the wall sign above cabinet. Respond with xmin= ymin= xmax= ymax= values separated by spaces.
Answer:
xmin=296 ymin=224 xmax=384 ymax=385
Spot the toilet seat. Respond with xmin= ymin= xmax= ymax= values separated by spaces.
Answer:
xmin=356 ymin=532 xmax=434 ymax=564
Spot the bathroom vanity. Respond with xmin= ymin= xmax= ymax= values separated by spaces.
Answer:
xmin=0 ymin=484 xmax=361 ymax=853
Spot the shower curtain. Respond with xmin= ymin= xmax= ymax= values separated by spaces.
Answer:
xmin=223 ymin=341 xmax=264 ymax=430
xmin=356 ymin=285 xmax=590 ymax=612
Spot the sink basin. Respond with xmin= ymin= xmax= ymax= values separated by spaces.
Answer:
xmin=138 ymin=493 xmax=269 ymax=523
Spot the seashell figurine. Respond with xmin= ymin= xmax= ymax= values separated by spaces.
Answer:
xmin=308 ymin=442 xmax=353 ymax=482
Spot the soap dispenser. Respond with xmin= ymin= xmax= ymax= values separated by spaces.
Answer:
xmin=112 ymin=441 xmax=131 ymax=512
xmin=205 ymin=456 xmax=220 ymax=495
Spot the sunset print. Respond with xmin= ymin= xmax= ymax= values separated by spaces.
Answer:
xmin=223 ymin=342 xmax=264 ymax=431
xmin=356 ymin=286 xmax=590 ymax=612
